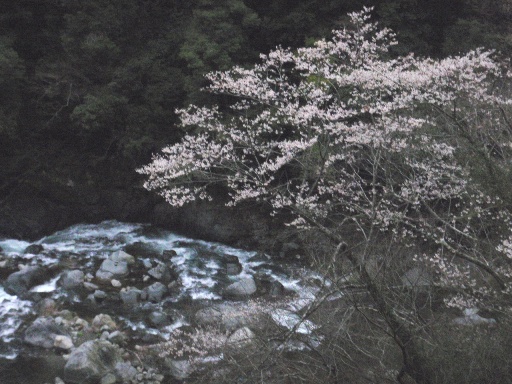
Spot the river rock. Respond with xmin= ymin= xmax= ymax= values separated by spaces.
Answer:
xmin=195 ymin=303 xmax=267 ymax=331
xmin=24 ymin=244 xmax=44 ymax=254
xmin=95 ymin=259 xmax=128 ymax=281
xmin=54 ymin=335 xmax=74 ymax=350
xmin=58 ymin=270 xmax=85 ymax=289
xmin=5 ymin=266 xmax=51 ymax=296
xmin=92 ymin=314 xmax=117 ymax=331
xmin=24 ymin=317 xmax=70 ymax=349
xmin=225 ymin=255 xmax=243 ymax=275
xmin=123 ymin=242 xmax=160 ymax=259
xmin=256 ymin=275 xmax=286 ymax=297
xmin=74 ymin=318 xmax=90 ymax=330
xmin=83 ymin=282 xmax=99 ymax=291
xmin=114 ymin=362 xmax=137 ymax=383
xmin=149 ymin=262 xmax=179 ymax=283
xmin=164 ymin=359 xmax=192 ymax=380
xmin=453 ymin=308 xmax=497 ymax=326
xmin=107 ymin=330 xmax=126 ymax=345
xmin=0 ymin=255 xmax=18 ymax=275
xmin=227 ymin=326 xmax=255 ymax=346
xmin=100 ymin=373 xmax=117 ymax=384
xmin=120 ymin=287 xmax=141 ymax=306
xmin=38 ymin=298 xmax=58 ymax=316
xmin=109 ymin=250 xmax=135 ymax=265
xmin=149 ymin=311 xmax=170 ymax=327
xmin=148 ymin=264 xmax=168 ymax=280
xmin=64 ymin=340 xmax=123 ymax=384
xmin=195 ymin=307 xmax=223 ymax=326
xmin=94 ymin=290 xmax=107 ymax=300
xmin=223 ymin=276 xmax=257 ymax=299
xmin=145 ymin=282 xmax=167 ymax=302
xmin=162 ymin=249 xmax=177 ymax=259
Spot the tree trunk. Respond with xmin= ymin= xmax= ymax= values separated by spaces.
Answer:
xmin=347 ymin=252 xmax=433 ymax=384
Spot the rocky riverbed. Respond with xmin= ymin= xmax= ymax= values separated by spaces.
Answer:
xmin=0 ymin=221 xmax=323 ymax=384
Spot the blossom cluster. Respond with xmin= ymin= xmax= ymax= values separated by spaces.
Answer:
xmin=139 ymin=8 xmax=512 ymax=311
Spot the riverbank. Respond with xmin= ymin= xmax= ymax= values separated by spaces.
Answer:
xmin=0 ymin=221 xmax=321 ymax=383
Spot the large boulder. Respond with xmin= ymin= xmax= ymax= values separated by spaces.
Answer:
xmin=24 ymin=317 xmax=70 ymax=349
xmin=151 ymin=200 xmax=272 ymax=247
xmin=64 ymin=340 xmax=123 ymax=384
xmin=95 ymin=259 xmax=129 ymax=282
xmin=4 ymin=266 xmax=50 ymax=296
xmin=223 ymin=276 xmax=257 ymax=299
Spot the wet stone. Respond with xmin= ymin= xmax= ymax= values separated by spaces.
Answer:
xmin=54 ymin=335 xmax=74 ymax=350
xmin=120 ymin=287 xmax=141 ymax=306
xmin=92 ymin=314 xmax=117 ymax=331
xmin=110 ymin=250 xmax=136 ymax=265
xmin=227 ymin=326 xmax=255 ymax=346
xmin=148 ymin=263 xmax=172 ymax=282
xmin=96 ymin=259 xmax=129 ymax=280
xmin=223 ymin=276 xmax=257 ymax=299
xmin=24 ymin=244 xmax=44 ymax=254
xmin=85 ymin=294 xmax=97 ymax=306
xmin=5 ymin=266 xmax=50 ymax=297
xmin=74 ymin=318 xmax=89 ymax=329
xmin=256 ymin=275 xmax=286 ymax=297
xmin=100 ymin=373 xmax=117 ymax=384
xmin=58 ymin=270 xmax=85 ymax=289
xmin=225 ymin=255 xmax=243 ymax=275
xmin=84 ymin=282 xmax=99 ymax=291
xmin=38 ymin=298 xmax=58 ymax=316
xmin=94 ymin=290 xmax=108 ymax=300
xmin=162 ymin=249 xmax=177 ymax=259
xmin=24 ymin=317 xmax=70 ymax=349
xmin=149 ymin=311 xmax=170 ymax=327
xmin=64 ymin=340 xmax=123 ymax=384
xmin=165 ymin=359 xmax=192 ymax=380
xmin=115 ymin=362 xmax=137 ymax=383
xmin=145 ymin=282 xmax=167 ymax=302
xmin=107 ymin=330 xmax=126 ymax=344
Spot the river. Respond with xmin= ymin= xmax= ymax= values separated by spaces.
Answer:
xmin=0 ymin=220 xmax=322 ymax=383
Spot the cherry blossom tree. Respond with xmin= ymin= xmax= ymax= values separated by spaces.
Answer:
xmin=139 ymin=8 xmax=512 ymax=383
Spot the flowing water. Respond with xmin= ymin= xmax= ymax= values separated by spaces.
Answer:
xmin=0 ymin=220 xmax=322 ymax=381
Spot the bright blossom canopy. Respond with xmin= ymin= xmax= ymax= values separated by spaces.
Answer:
xmin=139 ymin=8 xmax=509 ymax=226
xmin=139 ymin=8 xmax=512 ymax=309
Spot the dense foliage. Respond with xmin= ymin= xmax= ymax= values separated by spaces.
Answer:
xmin=1 ymin=0 xmax=511 ymax=195
xmin=139 ymin=8 xmax=512 ymax=383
